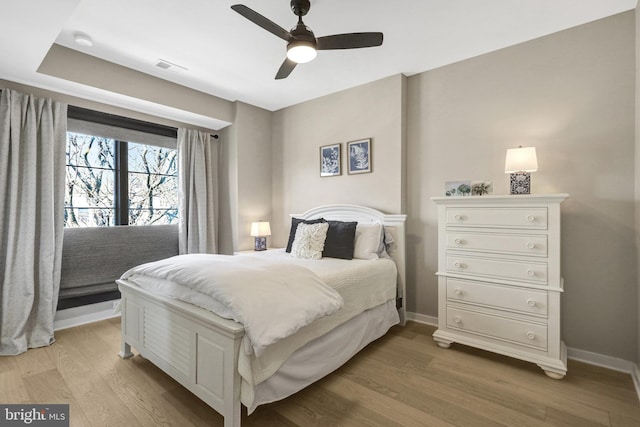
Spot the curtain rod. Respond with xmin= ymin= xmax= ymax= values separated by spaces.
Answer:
xmin=68 ymin=105 xmax=178 ymax=138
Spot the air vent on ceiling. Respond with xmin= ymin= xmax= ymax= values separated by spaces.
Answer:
xmin=154 ymin=59 xmax=188 ymax=72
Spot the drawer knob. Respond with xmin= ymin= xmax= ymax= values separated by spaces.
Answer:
xmin=526 ymin=269 xmax=535 ymax=277
xmin=454 ymin=238 xmax=463 ymax=245
xmin=526 ymin=215 xmax=535 ymax=222
xmin=454 ymin=214 xmax=463 ymax=221
xmin=454 ymin=316 xmax=462 ymax=324
xmin=454 ymin=262 xmax=463 ymax=269
xmin=527 ymin=299 xmax=536 ymax=307
xmin=526 ymin=242 xmax=535 ymax=249
xmin=526 ymin=332 xmax=536 ymax=340
xmin=454 ymin=288 xmax=462 ymax=296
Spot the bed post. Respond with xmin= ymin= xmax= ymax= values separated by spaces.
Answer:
xmin=223 ymin=336 xmax=242 ymax=427
xmin=383 ymin=214 xmax=407 ymax=326
xmin=224 ymin=403 xmax=241 ymax=427
xmin=119 ymin=340 xmax=134 ymax=359
xmin=118 ymin=295 xmax=134 ymax=359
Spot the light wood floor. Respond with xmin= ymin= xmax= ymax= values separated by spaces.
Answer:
xmin=1 ymin=319 xmax=639 ymax=426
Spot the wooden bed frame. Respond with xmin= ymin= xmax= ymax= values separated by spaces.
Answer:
xmin=117 ymin=204 xmax=406 ymax=427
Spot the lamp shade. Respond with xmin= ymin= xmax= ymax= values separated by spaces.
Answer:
xmin=505 ymin=146 xmax=538 ymax=173
xmin=250 ymin=221 xmax=271 ymax=237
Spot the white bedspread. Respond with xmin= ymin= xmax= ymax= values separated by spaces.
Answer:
xmin=122 ymin=250 xmax=398 ymax=409
xmin=235 ymin=250 xmax=397 ymax=406
xmin=121 ymin=254 xmax=343 ymax=357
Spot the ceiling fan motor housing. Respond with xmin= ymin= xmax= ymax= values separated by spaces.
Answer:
xmin=290 ymin=22 xmax=316 ymax=45
xmin=291 ymin=0 xmax=311 ymax=17
xmin=289 ymin=0 xmax=316 ymax=51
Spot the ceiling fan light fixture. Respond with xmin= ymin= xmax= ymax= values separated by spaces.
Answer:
xmin=287 ymin=41 xmax=317 ymax=63
xmin=231 ymin=2 xmax=383 ymax=79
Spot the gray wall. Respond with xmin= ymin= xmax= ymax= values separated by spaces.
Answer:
xmin=271 ymin=74 xmax=407 ymax=248
xmin=269 ymin=11 xmax=636 ymax=361
xmin=407 ymin=11 xmax=636 ymax=361
xmin=270 ymin=13 xmax=637 ymax=361
xmin=224 ymin=102 xmax=273 ymax=251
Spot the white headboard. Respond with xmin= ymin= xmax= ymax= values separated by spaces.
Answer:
xmin=293 ymin=204 xmax=407 ymax=326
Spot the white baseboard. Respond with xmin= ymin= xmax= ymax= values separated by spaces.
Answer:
xmin=54 ymin=299 xmax=121 ymax=331
xmin=407 ymin=311 xmax=640 ymax=403
xmin=566 ymin=346 xmax=635 ymax=373
xmin=632 ymin=364 xmax=640 ymax=403
xmin=406 ymin=311 xmax=438 ymax=326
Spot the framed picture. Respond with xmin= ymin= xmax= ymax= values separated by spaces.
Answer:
xmin=471 ymin=180 xmax=493 ymax=196
xmin=347 ymin=138 xmax=371 ymax=174
xmin=320 ymin=143 xmax=341 ymax=177
xmin=445 ymin=181 xmax=471 ymax=196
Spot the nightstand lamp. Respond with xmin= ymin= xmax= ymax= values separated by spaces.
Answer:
xmin=250 ymin=221 xmax=271 ymax=251
xmin=505 ymin=146 xmax=538 ymax=194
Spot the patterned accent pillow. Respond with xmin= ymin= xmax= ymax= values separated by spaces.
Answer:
xmin=285 ymin=217 xmax=326 ymax=252
xmin=290 ymin=222 xmax=330 ymax=260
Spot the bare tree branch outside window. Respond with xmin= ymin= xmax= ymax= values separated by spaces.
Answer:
xmin=128 ymin=142 xmax=178 ymax=225
xmin=65 ymin=133 xmax=115 ymax=227
xmin=64 ymin=132 xmax=178 ymax=227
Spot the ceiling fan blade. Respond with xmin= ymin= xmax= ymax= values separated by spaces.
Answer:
xmin=275 ymin=58 xmax=297 ymax=80
xmin=231 ymin=4 xmax=291 ymax=42
xmin=317 ymin=33 xmax=383 ymax=50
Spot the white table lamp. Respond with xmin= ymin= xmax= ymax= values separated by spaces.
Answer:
xmin=250 ymin=221 xmax=271 ymax=251
xmin=505 ymin=146 xmax=538 ymax=194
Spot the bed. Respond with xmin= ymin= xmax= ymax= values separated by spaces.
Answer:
xmin=116 ymin=204 xmax=406 ymax=427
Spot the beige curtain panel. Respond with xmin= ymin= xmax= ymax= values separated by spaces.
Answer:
xmin=0 ymin=89 xmax=67 ymax=355
xmin=178 ymin=128 xmax=220 ymax=254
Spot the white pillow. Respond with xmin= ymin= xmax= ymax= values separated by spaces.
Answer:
xmin=378 ymin=227 xmax=395 ymax=259
xmin=353 ymin=222 xmax=382 ymax=260
xmin=290 ymin=222 xmax=329 ymax=260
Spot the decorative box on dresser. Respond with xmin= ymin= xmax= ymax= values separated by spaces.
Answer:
xmin=431 ymin=194 xmax=569 ymax=379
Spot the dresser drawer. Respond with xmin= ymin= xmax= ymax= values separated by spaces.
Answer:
xmin=446 ymin=207 xmax=547 ymax=229
xmin=446 ymin=278 xmax=547 ymax=316
xmin=446 ymin=307 xmax=548 ymax=349
xmin=447 ymin=232 xmax=547 ymax=257
xmin=447 ymin=255 xmax=547 ymax=284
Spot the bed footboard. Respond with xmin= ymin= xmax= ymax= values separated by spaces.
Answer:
xmin=117 ymin=279 xmax=245 ymax=427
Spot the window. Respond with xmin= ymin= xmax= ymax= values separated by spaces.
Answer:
xmin=64 ymin=108 xmax=178 ymax=227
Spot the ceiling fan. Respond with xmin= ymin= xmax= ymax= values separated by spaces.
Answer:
xmin=231 ymin=0 xmax=383 ymax=79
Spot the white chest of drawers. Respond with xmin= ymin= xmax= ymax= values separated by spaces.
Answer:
xmin=431 ymin=194 xmax=569 ymax=379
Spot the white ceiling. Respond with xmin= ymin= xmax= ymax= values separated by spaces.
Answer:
xmin=0 ymin=0 xmax=636 ymax=128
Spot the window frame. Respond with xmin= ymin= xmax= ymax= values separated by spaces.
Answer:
xmin=115 ymin=139 xmax=129 ymax=225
